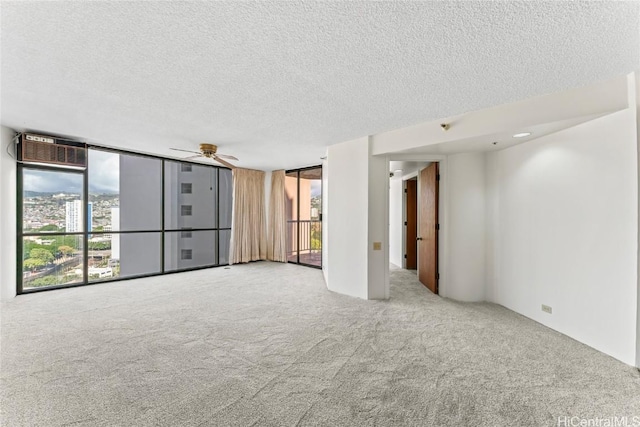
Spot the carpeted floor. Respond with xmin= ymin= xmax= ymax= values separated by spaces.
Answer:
xmin=1 ymin=262 xmax=639 ymax=426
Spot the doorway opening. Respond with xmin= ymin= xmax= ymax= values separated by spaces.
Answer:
xmin=405 ymin=178 xmax=417 ymax=270
xmin=390 ymin=160 xmax=441 ymax=295
xmin=285 ymin=166 xmax=322 ymax=268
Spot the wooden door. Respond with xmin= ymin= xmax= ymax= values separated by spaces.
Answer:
xmin=405 ymin=180 xmax=417 ymax=269
xmin=418 ymin=163 xmax=439 ymax=294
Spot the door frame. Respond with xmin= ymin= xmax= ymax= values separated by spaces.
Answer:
xmin=386 ymin=155 xmax=448 ymax=298
xmin=403 ymin=178 xmax=417 ymax=270
xmin=285 ymin=165 xmax=323 ymax=269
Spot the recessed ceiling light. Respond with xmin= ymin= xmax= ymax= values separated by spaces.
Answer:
xmin=394 ymin=169 xmax=403 ymax=174
xmin=513 ymin=132 xmax=531 ymax=138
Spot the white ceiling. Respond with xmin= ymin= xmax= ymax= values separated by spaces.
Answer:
xmin=1 ymin=2 xmax=638 ymax=170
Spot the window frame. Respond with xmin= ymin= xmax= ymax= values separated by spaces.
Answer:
xmin=17 ymin=145 xmax=233 ymax=294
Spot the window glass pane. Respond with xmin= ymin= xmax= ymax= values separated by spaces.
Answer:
xmin=22 ymin=169 xmax=84 ymax=233
xmin=165 ymin=161 xmax=217 ymax=229
xmin=22 ymin=236 xmax=84 ymax=289
xmin=299 ymin=167 xmax=322 ymax=267
xmin=285 ymin=171 xmax=298 ymax=262
xmin=115 ymin=232 xmax=162 ymax=278
xmin=285 ymin=171 xmax=298 ymax=221
xmin=88 ymin=232 xmax=118 ymax=281
xmin=286 ymin=167 xmax=322 ymax=267
xmin=219 ymin=168 xmax=233 ymax=229
xmin=219 ymin=229 xmax=231 ymax=265
xmin=164 ymin=230 xmax=216 ymax=271
xmin=89 ymin=149 xmax=162 ymax=232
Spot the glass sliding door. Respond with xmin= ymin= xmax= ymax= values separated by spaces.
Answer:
xmin=285 ymin=166 xmax=322 ymax=268
xmin=285 ymin=171 xmax=299 ymax=263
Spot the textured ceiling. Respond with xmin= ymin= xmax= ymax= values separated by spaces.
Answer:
xmin=1 ymin=1 xmax=639 ymax=170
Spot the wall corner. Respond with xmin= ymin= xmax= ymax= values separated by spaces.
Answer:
xmin=1 ymin=126 xmax=18 ymax=301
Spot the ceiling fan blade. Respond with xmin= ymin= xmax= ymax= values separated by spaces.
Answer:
xmin=170 ymin=148 xmax=201 ymax=155
xmin=212 ymin=155 xmax=236 ymax=169
xmin=184 ymin=154 xmax=202 ymax=160
xmin=215 ymin=153 xmax=239 ymax=161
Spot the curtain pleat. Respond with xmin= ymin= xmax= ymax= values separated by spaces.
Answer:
xmin=267 ymin=170 xmax=287 ymax=262
xmin=229 ymin=168 xmax=267 ymax=264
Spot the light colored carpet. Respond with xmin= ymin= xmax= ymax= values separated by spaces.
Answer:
xmin=1 ymin=262 xmax=639 ymax=426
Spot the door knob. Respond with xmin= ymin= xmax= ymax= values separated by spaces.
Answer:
xmin=416 ymin=237 xmax=423 ymax=241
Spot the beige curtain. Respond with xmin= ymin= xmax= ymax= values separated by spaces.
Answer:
xmin=267 ymin=170 xmax=287 ymax=262
xmin=229 ymin=168 xmax=267 ymax=264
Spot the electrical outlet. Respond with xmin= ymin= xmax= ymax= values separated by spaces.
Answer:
xmin=541 ymin=304 xmax=552 ymax=314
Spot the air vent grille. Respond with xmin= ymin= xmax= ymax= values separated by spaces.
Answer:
xmin=20 ymin=134 xmax=86 ymax=167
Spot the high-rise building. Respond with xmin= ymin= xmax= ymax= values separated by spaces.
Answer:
xmin=65 ymin=200 xmax=92 ymax=232
xmin=87 ymin=202 xmax=92 ymax=232
xmin=110 ymin=206 xmax=120 ymax=261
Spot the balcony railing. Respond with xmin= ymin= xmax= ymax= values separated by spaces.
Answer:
xmin=287 ymin=219 xmax=321 ymax=266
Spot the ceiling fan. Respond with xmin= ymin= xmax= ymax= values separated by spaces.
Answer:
xmin=170 ymin=143 xmax=238 ymax=169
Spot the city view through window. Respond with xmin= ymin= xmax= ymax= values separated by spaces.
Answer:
xmin=22 ymin=169 xmax=85 ymax=288
xmin=285 ymin=167 xmax=322 ymax=267
xmin=20 ymin=148 xmax=232 ymax=291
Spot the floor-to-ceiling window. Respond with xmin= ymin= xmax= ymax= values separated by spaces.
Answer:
xmin=18 ymin=145 xmax=233 ymax=293
xmin=285 ymin=166 xmax=322 ymax=268
xmin=20 ymin=167 xmax=86 ymax=289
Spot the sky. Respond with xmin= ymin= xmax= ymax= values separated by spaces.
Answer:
xmin=23 ymin=149 xmax=120 ymax=194
xmin=88 ymin=150 xmax=119 ymax=193
xmin=310 ymin=180 xmax=321 ymax=197
xmin=23 ymin=169 xmax=83 ymax=194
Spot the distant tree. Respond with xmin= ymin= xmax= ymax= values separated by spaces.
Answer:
xmin=58 ymin=246 xmax=74 ymax=257
xmin=88 ymin=241 xmax=110 ymax=250
xmin=30 ymin=248 xmax=54 ymax=264
xmin=29 ymin=276 xmax=58 ymax=287
xmin=37 ymin=224 xmax=60 ymax=232
xmin=23 ymin=258 xmax=45 ymax=270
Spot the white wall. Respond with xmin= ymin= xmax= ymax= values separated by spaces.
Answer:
xmin=1 ymin=126 xmax=17 ymax=300
xmin=444 ymin=153 xmax=486 ymax=301
xmin=484 ymin=152 xmax=500 ymax=303
xmin=486 ymin=109 xmax=638 ymax=366
xmin=389 ymin=177 xmax=404 ymax=267
xmin=325 ymin=137 xmax=369 ymax=299
xmin=324 ymin=137 xmax=388 ymax=299
xmin=367 ymin=149 xmax=388 ymax=299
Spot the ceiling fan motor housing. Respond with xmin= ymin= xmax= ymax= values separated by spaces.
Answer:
xmin=199 ymin=143 xmax=217 ymax=157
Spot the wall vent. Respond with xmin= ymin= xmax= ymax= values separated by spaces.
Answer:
xmin=19 ymin=133 xmax=87 ymax=168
